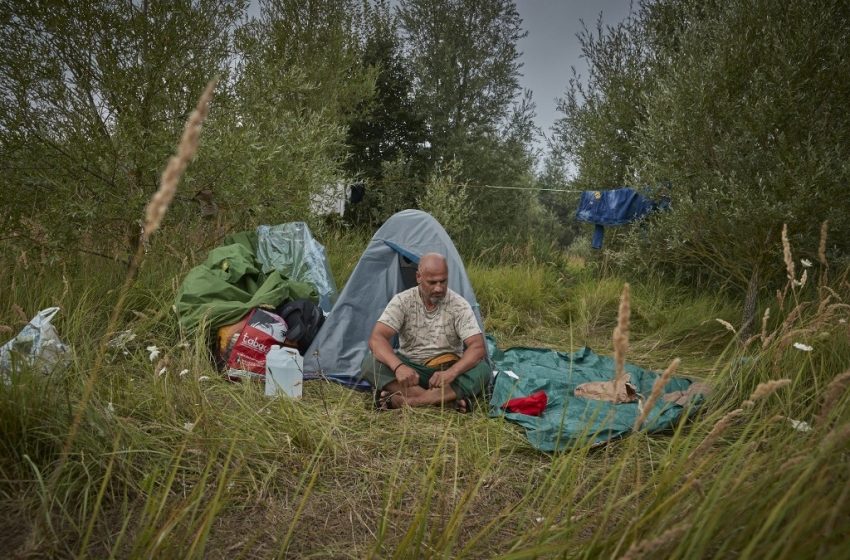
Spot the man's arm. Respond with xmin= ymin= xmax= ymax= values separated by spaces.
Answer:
xmin=368 ymin=321 xmax=418 ymax=387
xmin=428 ymin=333 xmax=485 ymax=389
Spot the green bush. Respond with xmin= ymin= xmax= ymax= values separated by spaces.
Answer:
xmin=553 ymin=0 xmax=850 ymax=290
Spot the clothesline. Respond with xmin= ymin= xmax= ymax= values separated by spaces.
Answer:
xmin=463 ymin=184 xmax=582 ymax=193
xmin=366 ymin=180 xmax=582 ymax=194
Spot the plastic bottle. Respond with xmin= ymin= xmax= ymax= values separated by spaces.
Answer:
xmin=265 ymin=345 xmax=303 ymax=398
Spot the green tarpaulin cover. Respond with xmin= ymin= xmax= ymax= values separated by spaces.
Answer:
xmin=175 ymin=233 xmax=317 ymax=332
xmin=488 ymin=345 xmax=703 ymax=451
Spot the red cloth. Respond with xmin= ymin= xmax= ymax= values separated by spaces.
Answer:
xmin=502 ymin=390 xmax=548 ymax=416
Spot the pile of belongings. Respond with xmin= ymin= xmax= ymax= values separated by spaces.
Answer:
xmin=175 ymin=223 xmax=336 ymax=381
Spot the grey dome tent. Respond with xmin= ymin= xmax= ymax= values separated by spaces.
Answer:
xmin=302 ymin=209 xmax=484 ymax=388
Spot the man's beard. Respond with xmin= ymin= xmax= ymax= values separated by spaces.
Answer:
xmin=428 ymin=293 xmax=444 ymax=305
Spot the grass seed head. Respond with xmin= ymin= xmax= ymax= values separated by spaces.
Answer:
xmin=746 ymin=379 xmax=792 ymax=405
xmin=634 ymin=358 xmax=680 ymax=430
xmin=690 ymin=408 xmax=744 ymax=459
xmin=816 ymin=370 xmax=850 ymax=426
xmin=782 ymin=224 xmax=795 ymax=283
xmin=760 ymin=307 xmax=771 ymax=345
xmin=820 ymin=422 xmax=850 ymax=453
xmin=795 ymin=269 xmax=808 ymax=289
xmin=622 ymin=522 xmax=690 ymax=560
xmin=818 ymin=220 xmax=829 ymax=267
xmin=143 ymin=79 xmax=217 ymax=241
xmin=779 ymin=454 xmax=806 ymax=471
xmin=716 ymin=318 xmax=736 ymax=334
xmin=613 ymin=283 xmax=631 ymax=383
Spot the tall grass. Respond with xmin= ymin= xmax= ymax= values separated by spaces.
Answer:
xmin=468 ymin=262 xmax=560 ymax=340
xmin=3 ymin=227 xmax=848 ymax=557
xmin=1 ymin=93 xmax=848 ymax=555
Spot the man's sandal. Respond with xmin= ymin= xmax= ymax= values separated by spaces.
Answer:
xmin=373 ymin=390 xmax=398 ymax=411
xmin=454 ymin=397 xmax=474 ymax=414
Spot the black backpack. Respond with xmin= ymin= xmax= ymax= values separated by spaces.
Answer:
xmin=277 ymin=299 xmax=325 ymax=355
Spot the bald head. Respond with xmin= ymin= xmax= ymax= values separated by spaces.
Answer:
xmin=418 ymin=252 xmax=448 ymax=275
xmin=416 ymin=253 xmax=448 ymax=308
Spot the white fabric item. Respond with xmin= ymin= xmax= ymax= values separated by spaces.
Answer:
xmin=309 ymin=182 xmax=350 ymax=217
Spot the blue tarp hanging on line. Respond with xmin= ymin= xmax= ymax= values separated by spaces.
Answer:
xmin=575 ymin=187 xmax=667 ymax=249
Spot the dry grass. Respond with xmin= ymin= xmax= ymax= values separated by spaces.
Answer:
xmin=143 ymin=80 xmax=217 ymax=241
xmin=2 ymin=244 xmax=849 ymax=557
xmin=633 ymin=357 xmax=680 ymax=430
xmin=742 ymin=378 xmax=792 ymax=408
xmin=782 ymin=223 xmax=795 ymax=283
xmin=817 ymin=369 xmax=850 ymax=426
xmin=2 ymin=127 xmax=850 ymax=558
xmin=818 ymin=220 xmax=829 ymax=268
xmin=621 ymin=522 xmax=691 ymax=560
xmin=689 ymin=408 xmax=745 ymax=460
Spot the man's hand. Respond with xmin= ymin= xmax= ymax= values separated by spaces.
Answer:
xmin=428 ymin=335 xmax=485 ymax=390
xmin=395 ymin=364 xmax=419 ymax=388
xmin=429 ymin=369 xmax=457 ymax=389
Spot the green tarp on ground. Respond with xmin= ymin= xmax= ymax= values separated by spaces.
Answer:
xmin=175 ymin=233 xmax=317 ymax=332
xmin=488 ymin=345 xmax=704 ymax=451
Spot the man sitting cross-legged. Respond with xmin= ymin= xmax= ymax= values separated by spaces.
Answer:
xmin=360 ymin=252 xmax=490 ymax=412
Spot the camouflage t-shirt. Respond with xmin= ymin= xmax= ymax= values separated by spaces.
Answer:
xmin=377 ymin=287 xmax=481 ymax=363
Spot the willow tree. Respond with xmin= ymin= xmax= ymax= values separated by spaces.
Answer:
xmin=398 ymin=0 xmax=544 ymax=244
xmin=553 ymin=0 xmax=850 ymax=290
xmin=210 ymin=0 xmax=378 ymax=229
xmin=0 ymin=0 xmax=246 ymax=258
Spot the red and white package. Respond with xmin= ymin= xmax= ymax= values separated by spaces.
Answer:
xmin=224 ymin=308 xmax=288 ymax=381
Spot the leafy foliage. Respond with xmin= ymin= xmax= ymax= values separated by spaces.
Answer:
xmin=415 ymin=161 xmax=472 ymax=240
xmin=399 ymin=0 xmax=526 ymax=159
xmin=217 ymin=0 xmax=375 ymax=228
xmin=552 ymin=0 xmax=850 ymax=289
xmin=0 ymin=0 xmax=378 ymax=258
xmin=551 ymin=10 xmax=648 ymax=190
xmin=345 ymin=0 xmax=426 ymax=183
xmin=342 ymin=0 xmax=428 ymax=226
xmin=396 ymin=0 xmax=556 ymax=243
xmin=0 ymin=0 xmax=557 ymax=257
xmin=633 ymin=0 xmax=850 ymax=286
xmin=0 ymin=0 xmax=247 ymax=257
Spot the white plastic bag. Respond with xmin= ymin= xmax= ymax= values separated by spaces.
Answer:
xmin=1 ymin=307 xmax=71 ymax=384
